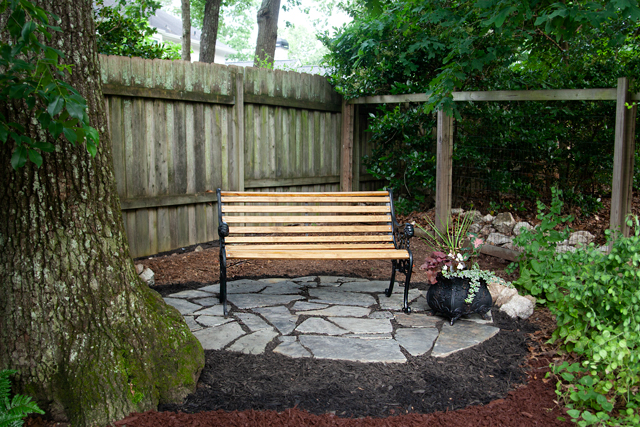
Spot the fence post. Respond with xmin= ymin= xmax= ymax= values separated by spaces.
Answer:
xmin=435 ymin=109 xmax=454 ymax=234
xmin=340 ymin=100 xmax=354 ymax=192
xmin=610 ymin=77 xmax=636 ymax=237
xmin=232 ymin=66 xmax=245 ymax=192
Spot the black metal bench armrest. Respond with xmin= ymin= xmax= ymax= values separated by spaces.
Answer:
xmin=218 ymin=222 xmax=229 ymax=238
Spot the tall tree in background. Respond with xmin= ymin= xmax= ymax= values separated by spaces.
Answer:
xmin=253 ymin=0 xmax=280 ymax=66
xmin=0 ymin=1 xmax=204 ymax=426
xmin=181 ymin=0 xmax=191 ymax=60
xmin=200 ymin=0 xmax=223 ymax=63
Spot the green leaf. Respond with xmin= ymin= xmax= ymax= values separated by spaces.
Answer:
xmin=47 ymin=95 xmax=64 ymax=117
xmin=62 ymin=127 xmax=77 ymax=144
xmin=28 ymin=148 xmax=43 ymax=167
xmin=31 ymin=141 xmax=54 ymax=152
xmin=21 ymin=21 xmax=37 ymax=40
xmin=567 ymin=409 xmax=581 ymax=418
xmin=65 ymin=97 xmax=86 ymax=121
xmin=11 ymin=145 xmax=28 ymax=170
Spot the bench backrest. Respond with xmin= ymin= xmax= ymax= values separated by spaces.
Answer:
xmin=217 ymin=190 xmax=400 ymax=250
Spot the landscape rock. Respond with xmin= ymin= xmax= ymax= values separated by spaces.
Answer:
xmin=486 ymin=232 xmax=512 ymax=246
xmin=513 ymin=221 xmax=533 ymax=236
xmin=482 ymin=214 xmax=495 ymax=223
xmin=493 ymin=212 xmax=516 ymax=234
xmin=480 ymin=225 xmax=496 ymax=236
xmin=569 ymin=230 xmax=595 ymax=246
xmin=468 ymin=223 xmax=483 ymax=234
xmin=500 ymin=295 xmax=535 ymax=320
xmin=195 ymin=245 xmax=204 ymax=252
xmin=139 ymin=267 xmax=155 ymax=286
xmin=464 ymin=210 xmax=483 ymax=223
xmin=451 ymin=208 xmax=464 ymax=215
xmin=135 ymin=264 xmax=144 ymax=274
xmin=555 ymin=245 xmax=576 ymax=254
xmin=494 ymin=287 xmax=519 ymax=307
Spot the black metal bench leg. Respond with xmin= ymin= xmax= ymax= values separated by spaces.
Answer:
xmin=385 ymin=260 xmax=397 ymax=297
xmin=402 ymin=252 xmax=414 ymax=314
xmin=219 ymin=249 xmax=228 ymax=316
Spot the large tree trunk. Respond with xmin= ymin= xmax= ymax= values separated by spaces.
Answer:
xmin=182 ymin=0 xmax=192 ymax=60
xmin=253 ymin=0 xmax=281 ymax=67
xmin=200 ymin=0 xmax=223 ymax=63
xmin=0 ymin=2 xmax=204 ymax=426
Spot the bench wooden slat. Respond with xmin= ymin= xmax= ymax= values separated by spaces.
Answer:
xmin=227 ymin=225 xmax=392 ymax=234
xmin=226 ymin=249 xmax=410 ymax=260
xmin=221 ymin=191 xmax=389 ymax=197
xmin=222 ymin=215 xmax=392 ymax=223
xmin=222 ymin=205 xmax=391 ymax=213
xmin=229 ymin=243 xmax=396 ymax=250
xmin=221 ymin=196 xmax=391 ymax=203
xmin=226 ymin=235 xmax=394 ymax=244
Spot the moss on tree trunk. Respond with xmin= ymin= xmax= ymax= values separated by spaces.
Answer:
xmin=0 ymin=2 xmax=204 ymax=426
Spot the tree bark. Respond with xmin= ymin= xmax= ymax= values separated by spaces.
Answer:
xmin=253 ymin=0 xmax=281 ymax=67
xmin=0 ymin=2 xmax=204 ymax=426
xmin=182 ymin=0 xmax=192 ymax=60
xmin=200 ymin=0 xmax=223 ymax=63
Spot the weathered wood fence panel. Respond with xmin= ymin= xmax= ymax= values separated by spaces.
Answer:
xmin=100 ymin=56 xmax=348 ymax=257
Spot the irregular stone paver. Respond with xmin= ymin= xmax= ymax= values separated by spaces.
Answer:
xmin=228 ymin=293 xmax=303 ymax=309
xmin=350 ymin=333 xmax=394 ymax=340
xmin=236 ymin=313 xmax=273 ymax=331
xmin=278 ymin=335 xmax=296 ymax=343
xmin=338 ymin=280 xmax=397 ymax=293
xmin=228 ymin=329 xmax=279 ymax=354
xmin=259 ymin=278 xmax=290 ymax=284
xmin=274 ymin=340 xmax=312 ymax=358
xmin=331 ymin=317 xmax=393 ymax=334
xmin=309 ymin=289 xmax=376 ymax=307
xmin=318 ymin=276 xmax=349 ymax=283
xmin=193 ymin=305 xmax=224 ymax=316
xmin=338 ymin=277 xmax=369 ymax=283
xmin=296 ymin=306 xmax=370 ymax=317
xmin=432 ymin=321 xmax=499 ymax=358
xmin=199 ymin=284 xmax=220 ymax=294
xmin=395 ymin=328 xmax=439 ymax=356
xmin=296 ymin=318 xmax=348 ymax=335
xmin=183 ymin=316 xmax=202 ymax=331
xmin=369 ymin=311 xmax=394 ymax=319
xmin=299 ymin=336 xmax=406 ymax=363
xmin=378 ymin=289 xmax=422 ymax=310
xmin=291 ymin=301 xmax=329 ymax=311
xmin=260 ymin=281 xmax=302 ymax=295
xmin=227 ymin=280 xmax=267 ymax=294
xmin=411 ymin=296 xmax=430 ymax=312
xmin=394 ymin=313 xmax=440 ymax=328
xmin=167 ymin=290 xmax=214 ymax=299
xmin=195 ymin=315 xmax=233 ymax=328
xmin=292 ymin=276 xmax=318 ymax=285
xmin=192 ymin=297 xmax=221 ymax=306
xmin=254 ymin=306 xmax=298 ymax=335
xmin=193 ymin=321 xmax=244 ymax=350
xmin=164 ymin=298 xmax=202 ymax=315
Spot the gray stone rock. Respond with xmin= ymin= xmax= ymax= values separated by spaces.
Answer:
xmin=260 ymin=281 xmax=302 ymax=295
xmin=135 ymin=264 xmax=144 ymax=275
xmin=378 ymin=289 xmax=422 ymax=311
xmin=480 ymin=225 xmax=496 ymax=236
xmin=291 ymin=301 xmax=329 ymax=311
xmin=318 ymin=276 xmax=349 ymax=284
xmin=194 ymin=245 xmax=204 ymax=252
xmin=369 ymin=311 xmax=394 ymax=319
xmin=482 ymin=214 xmax=495 ymax=223
xmin=253 ymin=306 xmax=299 ymax=335
xmin=569 ymin=230 xmax=595 ymax=246
xmin=163 ymin=298 xmax=201 ymax=315
xmin=432 ymin=321 xmax=500 ymax=358
xmin=228 ymin=329 xmax=279 ymax=354
xmin=183 ymin=316 xmax=202 ymax=331
xmin=139 ymin=267 xmax=155 ymax=286
xmin=198 ymin=284 xmax=220 ymax=294
xmin=227 ymin=280 xmax=268 ymax=294
xmin=297 ymin=306 xmax=371 ymax=317
xmin=513 ymin=221 xmax=534 ymax=236
xmin=309 ymin=289 xmax=376 ymax=307
xmin=555 ymin=245 xmax=576 ymax=254
xmin=299 ymin=336 xmax=406 ymax=363
xmin=273 ymin=340 xmax=313 ymax=358
xmin=193 ymin=305 xmax=225 ymax=316
xmin=195 ymin=315 xmax=233 ymax=328
xmin=258 ymin=278 xmax=290 ymax=284
xmin=338 ymin=280 xmax=396 ymax=293
xmin=493 ymin=212 xmax=516 ymax=234
xmin=494 ymin=286 xmax=519 ymax=307
xmin=394 ymin=313 xmax=440 ymax=328
xmin=236 ymin=313 xmax=273 ymax=331
xmin=330 ymin=317 xmax=393 ymax=334
xmin=192 ymin=297 xmax=221 ymax=306
xmin=468 ymin=223 xmax=483 ymax=234
xmin=295 ymin=318 xmax=348 ymax=335
xmin=278 ymin=335 xmax=297 ymax=343
xmin=451 ymin=208 xmax=464 ymax=215
xmin=500 ymin=295 xmax=535 ymax=320
xmin=410 ymin=296 xmax=430 ymax=312
xmin=395 ymin=328 xmax=439 ymax=356
xmin=291 ymin=276 xmax=318 ymax=284
xmin=192 ymin=321 xmax=245 ymax=350
xmin=464 ymin=210 xmax=483 ymax=223
xmin=486 ymin=232 xmax=512 ymax=246
xmin=227 ymin=293 xmax=303 ymax=309
xmin=167 ymin=289 xmax=214 ymax=299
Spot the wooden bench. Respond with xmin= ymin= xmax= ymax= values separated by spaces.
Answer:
xmin=216 ymin=189 xmax=415 ymax=315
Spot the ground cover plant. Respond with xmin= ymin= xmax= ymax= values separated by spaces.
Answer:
xmin=510 ymin=191 xmax=640 ymax=426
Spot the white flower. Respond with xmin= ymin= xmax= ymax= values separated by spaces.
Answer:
xmin=458 ymin=262 xmax=466 ymax=270
xmin=442 ymin=265 xmax=448 ymax=271
xmin=456 ymin=253 xmax=464 ymax=262
xmin=448 ymin=253 xmax=454 ymax=258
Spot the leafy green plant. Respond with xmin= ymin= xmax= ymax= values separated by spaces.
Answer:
xmin=0 ymin=370 xmax=44 ymax=427
xmin=0 ymin=0 xmax=99 ymax=169
xmin=507 ymin=188 xmax=573 ymax=304
xmin=416 ymin=211 xmax=475 ymax=256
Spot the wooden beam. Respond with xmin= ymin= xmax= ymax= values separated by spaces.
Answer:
xmin=349 ymin=93 xmax=431 ymax=104
xmin=120 ymin=192 xmax=218 ymax=210
xmin=435 ymin=110 xmax=453 ymax=235
xmin=102 ymin=83 xmax=235 ymax=105
xmin=244 ymin=93 xmax=342 ymax=112
xmin=244 ymin=175 xmax=340 ymax=189
xmin=340 ymin=101 xmax=354 ymax=191
xmin=610 ymin=77 xmax=635 ymax=237
xmin=234 ymin=67 xmax=245 ymax=192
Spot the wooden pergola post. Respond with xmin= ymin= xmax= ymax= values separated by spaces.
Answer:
xmin=610 ymin=77 xmax=637 ymax=237
xmin=340 ymin=100 xmax=354 ymax=192
xmin=435 ymin=109 xmax=454 ymax=234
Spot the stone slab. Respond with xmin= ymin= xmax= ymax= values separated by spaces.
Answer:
xmin=228 ymin=329 xmax=279 ymax=354
xmin=236 ymin=313 xmax=273 ymax=332
xmin=260 ymin=281 xmax=302 ymax=295
xmin=195 ymin=315 xmax=233 ymax=328
xmin=308 ymin=289 xmax=376 ymax=307
xmin=410 ymin=296 xmax=430 ymax=312
xmin=273 ymin=340 xmax=312 ymax=358
xmin=377 ymin=290 xmax=422 ymax=310
xmin=299 ymin=336 xmax=406 ymax=363
xmin=183 ymin=316 xmax=202 ymax=332
xmin=291 ymin=276 xmax=318 ymax=284
xmin=296 ymin=306 xmax=371 ymax=318
xmin=198 ymin=284 xmax=220 ymax=294
xmin=395 ymin=328 xmax=439 ymax=356
xmin=259 ymin=278 xmax=291 ymax=284
xmin=338 ymin=281 xmax=397 ymax=293
xmin=167 ymin=290 xmax=214 ymax=299
xmin=192 ymin=322 xmax=245 ymax=350
xmin=163 ymin=298 xmax=202 ymax=315
xmin=318 ymin=276 xmax=350 ymax=283
xmin=394 ymin=313 xmax=440 ymax=328
xmin=192 ymin=297 xmax=221 ymax=306
xmin=254 ymin=306 xmax=298 ymax=335
xmin=331 ymin=317 xmax=393 ymax=334
xmin=227 ymin=280 xmax=268 ymax=294
xmin=291 ymin=301 xmax=329 ymax=311
xmin=227 ymin=294 xmax=303 ymax=309
xmin=193 ymin=305 xmax=225 ymax=316
xmin=296 ymin=318 xmax=348 ymax=335
xmin=369 ymin=311 xmax=394 ymax=319
xmin=432 ymin=321 xmax=500 ymax=358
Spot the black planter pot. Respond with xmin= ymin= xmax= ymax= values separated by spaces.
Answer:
xmin=426 ymin=273 xmax=493 ymax=325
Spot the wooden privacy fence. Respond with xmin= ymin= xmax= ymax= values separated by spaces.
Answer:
xmin=101 ymin=55 xmax=380 ymax=258
xmin=344 ymin=77 xmax=639 ymax=241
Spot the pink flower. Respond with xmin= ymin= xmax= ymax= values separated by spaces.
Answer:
xmin=472 ymin=237 xmax=483 ymax=249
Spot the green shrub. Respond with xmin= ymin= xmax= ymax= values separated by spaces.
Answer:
xmin=0 ymin=370 xmax=44 ymax=427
